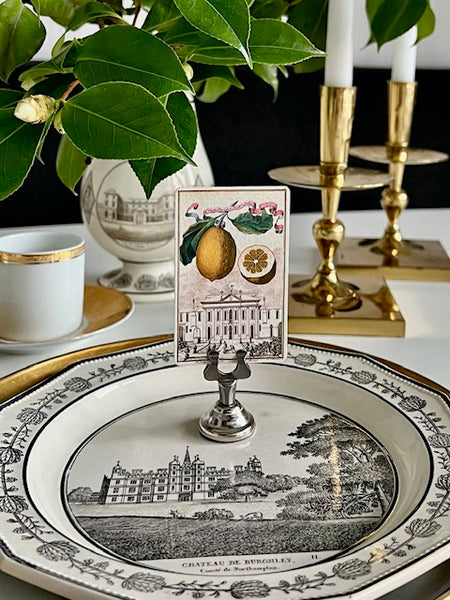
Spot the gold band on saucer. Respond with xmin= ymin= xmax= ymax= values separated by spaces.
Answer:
xmin=0 ymin=245 xmax=85 ymax=264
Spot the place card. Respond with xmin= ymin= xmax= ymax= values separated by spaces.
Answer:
xmin=175 ymin=186 xmax=289 ymax=363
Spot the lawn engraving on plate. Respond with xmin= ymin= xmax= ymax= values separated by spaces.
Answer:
xmin=66 ymin=406 xmax=395 ymax=575
xmin=175 ymin=187 xmax=289 ymax=363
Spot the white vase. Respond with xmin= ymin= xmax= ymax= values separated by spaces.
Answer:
xmin=80 ymin=130 xmax=214 ymax=301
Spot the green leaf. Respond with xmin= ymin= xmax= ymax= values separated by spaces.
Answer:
xmin=74 ymin=25 xmax=193 ymax=97
xmin=27 ymin=73 xmax=77 ymax=98
xmin=0 ymin=99 xmax=45 ymax=200
xmin=174 ymin=0 xmax=252 ymax=65
xmin=157 ymin=17 xmax=245 ymax=65
xmin=0 ymin=0 xmax=46 ymax=82
xmin=35 ymin=114 xmax=54 ymax=163
xmin=61 ymin=81 xmax=194 ymax=163
xmin=130 ymin=91 xmax=198 ymax=198
xmin=292 ymin=56 xmax=325 ymax=74
xmin=287 ymin=0 xmax=327 ymax=52
xmin=230 ymin=211 xmax=273 ymax=234
xmin=191 ymin=64 xmax=243 ymax=88
xmin=249 ymin=18 xmax=324 ymax=65
xmin=288 ymin=1 xmax=326 ymax=73
xmin=367 ymin=0 xmax=427 ymax=47
xmin=416 ymin=4 xmax=435 ymax=43
xmin=142 ymin=0 xmax=183 ymax=32
xmin=18 ymin=40 xmax=80 ymax=91
xmin=65 ymin=1 xmax=125 ymax=30
xmin=179 ymin=217 xmax=215 ymax=265
xmin=0 ymin=89 xmax=22 ymax=109
xmin=183 ymin=33 xmax=247 ymax=66
xmin=196 ymin=78 xmax=232 ymax=102
xmin=56 ymin=134 xmax=88 ymax=192
xmin=30 ymin=0 xmax=91 ymax=27
xmin=252 ymin=63 xmax=278 ymax=99
xmin=251 ymin=0 xmax=289 ymax=19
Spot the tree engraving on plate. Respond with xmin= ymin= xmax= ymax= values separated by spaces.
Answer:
xmin=0 ymin=344 xmax=449 ymax=598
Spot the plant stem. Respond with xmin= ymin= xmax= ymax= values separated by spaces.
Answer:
xmin=132 ymin=0 xmax=142 ymax=27
xmin=60 ymin=80 xmax=80 ymax=101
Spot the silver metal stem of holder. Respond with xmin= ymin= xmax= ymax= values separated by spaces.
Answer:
xmin=199 ymin=349 xmax=256 ymax=442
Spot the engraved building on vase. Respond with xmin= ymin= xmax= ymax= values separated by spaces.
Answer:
xmin=98 ymin=188 xmax=174 ymax=225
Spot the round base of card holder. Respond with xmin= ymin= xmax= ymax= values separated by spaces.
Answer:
xmin=199 ymin=399 xmax=256 ymax=442
xmin=199 ymin=349 xmax=255 ymax=442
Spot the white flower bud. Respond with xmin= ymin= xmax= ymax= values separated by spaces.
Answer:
xmin=14 ymin=95 xmax=56 ymax=124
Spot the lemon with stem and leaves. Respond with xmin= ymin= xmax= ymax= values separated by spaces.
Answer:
xmin=179 ymin=207 xmax=275 ymax=281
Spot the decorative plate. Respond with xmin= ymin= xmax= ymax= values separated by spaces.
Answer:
xmin=0 ymin=337 xmax=449 ymax=600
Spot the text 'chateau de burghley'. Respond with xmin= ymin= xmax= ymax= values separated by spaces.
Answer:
xmin=99 ymin=447 xmax=263 ymax=505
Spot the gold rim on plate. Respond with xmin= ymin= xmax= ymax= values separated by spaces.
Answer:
xmin=0 ymin=335 xmax=447 ymax=404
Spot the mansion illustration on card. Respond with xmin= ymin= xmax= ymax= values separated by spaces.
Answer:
xmin=177 ymin=285 xmax=283 ymax=361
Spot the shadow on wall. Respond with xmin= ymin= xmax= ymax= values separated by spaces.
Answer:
xmin=0 ymin=67 xmax=448 ymax=227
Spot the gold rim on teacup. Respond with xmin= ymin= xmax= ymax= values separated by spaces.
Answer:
xmin=0 ymin=244 xmax=85 ymax=265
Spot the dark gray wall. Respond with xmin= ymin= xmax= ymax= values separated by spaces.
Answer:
xmin=0 ymin=67 xmax=448 ymax=227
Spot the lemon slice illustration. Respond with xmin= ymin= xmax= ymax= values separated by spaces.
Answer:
xmin=196 ymin=227 xmax=236 ymax=281
xmin=238 ymin=245 xmax=276 ymax=284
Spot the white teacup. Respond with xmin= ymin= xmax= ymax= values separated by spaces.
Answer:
xmin=0 ymin=231 xmax=85 ymax=342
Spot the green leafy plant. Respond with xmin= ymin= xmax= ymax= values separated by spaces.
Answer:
xmin=0 ymin=0 xmax=435 ymax=202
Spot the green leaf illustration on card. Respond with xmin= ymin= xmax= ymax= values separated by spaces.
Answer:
xmin=230 ymin=211 xmax=273 ymax=234
xmin=180 ymin=218 xmax=215 ymax=265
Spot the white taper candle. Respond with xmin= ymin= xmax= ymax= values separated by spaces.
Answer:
xmin=324 ymin=0 xmax=354 ymax=87
xmin=391 ymin=26 xmax=417 ymax=83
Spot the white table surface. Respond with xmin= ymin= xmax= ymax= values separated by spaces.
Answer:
xmin=0 ymin=208 xmax=449 ymax=599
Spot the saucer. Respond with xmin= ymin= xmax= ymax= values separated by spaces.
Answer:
xmin=0 ymin=285 xmax=134 ymax=351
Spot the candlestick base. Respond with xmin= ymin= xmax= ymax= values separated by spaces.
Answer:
xmin=343 ymin=143 xmax=450 ymax=281
xmin=336 ymin=237 xmax=450 ymax=281
xmin=288 ymin=274 xmax=405 ymax=336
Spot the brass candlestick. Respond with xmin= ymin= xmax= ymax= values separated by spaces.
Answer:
xmin=379 ymin=81 xmax=416 ymax=260
xmin=269 ymin=86 xmax=404 ymax=336
xmin=295 ymin=86 xmax=360 ymax=313
xmin=339 ymin=80 xmax=450 ymax=280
